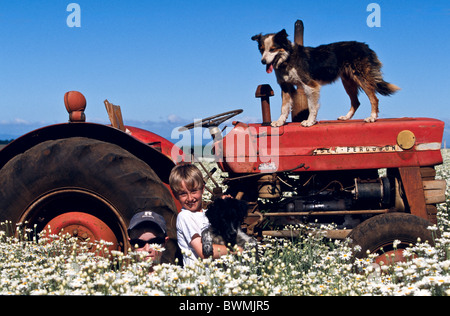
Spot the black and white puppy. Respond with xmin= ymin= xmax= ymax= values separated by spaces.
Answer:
xmin=201 ymin=198 xmax=257 ymax=258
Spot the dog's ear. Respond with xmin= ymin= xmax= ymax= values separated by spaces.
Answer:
xmin=274 ymin=29 xmax=289 ymax=42
xmin=251 ymin=33 xmax=262 ymax=42
xmin=276 ymin=29 xmax=288 ymax=38
xmin=274 ymin=29 xmax=291 ymax=49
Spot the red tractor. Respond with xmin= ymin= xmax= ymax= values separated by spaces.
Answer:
xmin=0 ymin=86 xmax=446 ymax=265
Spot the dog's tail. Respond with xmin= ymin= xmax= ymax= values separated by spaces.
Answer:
xmin=376 ymin=81 xmax=401 ymax=96
xmin=369 ymin=54 xmax=401 ymax=96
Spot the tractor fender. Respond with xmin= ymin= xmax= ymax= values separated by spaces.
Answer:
xmin=0 ymin=122 xmax=181 ymax=184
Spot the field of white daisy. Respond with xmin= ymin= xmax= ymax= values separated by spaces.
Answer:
xmin=0 ymin=150 xmax=449 ymax=296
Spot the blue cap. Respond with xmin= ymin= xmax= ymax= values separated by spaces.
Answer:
xmin=128 ymin=211 xmax=166 ymax=235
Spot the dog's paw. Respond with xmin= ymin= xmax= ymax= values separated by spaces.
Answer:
xmin=201 ymin=230 xmax=214 ymax=258
xmin=337 ymin=115 xmax=350 ymax=121
xmin=364 ymin=116 xmax=377 ymax=123
xmin=271 ymin=119 xmax=285 ymax=127
xmin=301 ymin=119 xmax=317 ymax=127
xmin=202 ymin=244 xmax=213 ymax=258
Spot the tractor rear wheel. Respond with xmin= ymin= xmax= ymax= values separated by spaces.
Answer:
xmin=348 ymin=213 xmax=435 ymax=264
xmin=0 ymin=137 xmax=179 ymax=263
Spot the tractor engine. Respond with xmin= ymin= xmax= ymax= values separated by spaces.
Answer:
xmin=256 ymin=171 xmax=400 ymax=223
xmin=224 ymin=169 xmax=401 ymax=230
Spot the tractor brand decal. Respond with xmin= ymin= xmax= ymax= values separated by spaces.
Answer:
xmin=313 ymin=145 xmax=401 ymax=155
xmin=258 ymin=162 xmax=278 ymax=172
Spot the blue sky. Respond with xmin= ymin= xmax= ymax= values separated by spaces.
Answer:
xmin=0 ymin=0 xmax=449 ymax=143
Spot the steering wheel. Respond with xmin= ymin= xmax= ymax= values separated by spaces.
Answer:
xmin=179 ymin=109 xmax=243 ymax=131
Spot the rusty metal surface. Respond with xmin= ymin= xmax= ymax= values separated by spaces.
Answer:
xmin=45 ymin=212 xmax=119 ymax=252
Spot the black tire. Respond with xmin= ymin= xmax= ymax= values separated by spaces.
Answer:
xmin=0 ymin=137 xmax=179 ymax=263
xmin=348 ymin=213 xmax=435 ymax=258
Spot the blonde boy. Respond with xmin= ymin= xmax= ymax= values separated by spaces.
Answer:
xmin=169 ymin=163 xmax=230 ymax=266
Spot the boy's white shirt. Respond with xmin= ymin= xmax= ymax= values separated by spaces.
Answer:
xmin=176 ymin=208 xmax=210 ymax=267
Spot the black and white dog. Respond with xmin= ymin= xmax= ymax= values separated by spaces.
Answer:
xmin=252 ymin=29 xmax=399 ymax=127
xmin=201 ymin=198 xmax=257 ymax=258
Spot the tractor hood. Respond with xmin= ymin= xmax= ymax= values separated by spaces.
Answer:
xmin=216 ymin=118 xmax=444 ymax=174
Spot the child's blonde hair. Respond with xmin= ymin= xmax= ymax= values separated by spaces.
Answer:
xmin=169 ymin=163 xmax=204 ymax=196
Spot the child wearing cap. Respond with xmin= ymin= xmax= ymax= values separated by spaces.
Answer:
xmin=127 ymin=211 xmax=169 ymax=267
xmin=169 ymin=163 xmax=232 ymax=266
